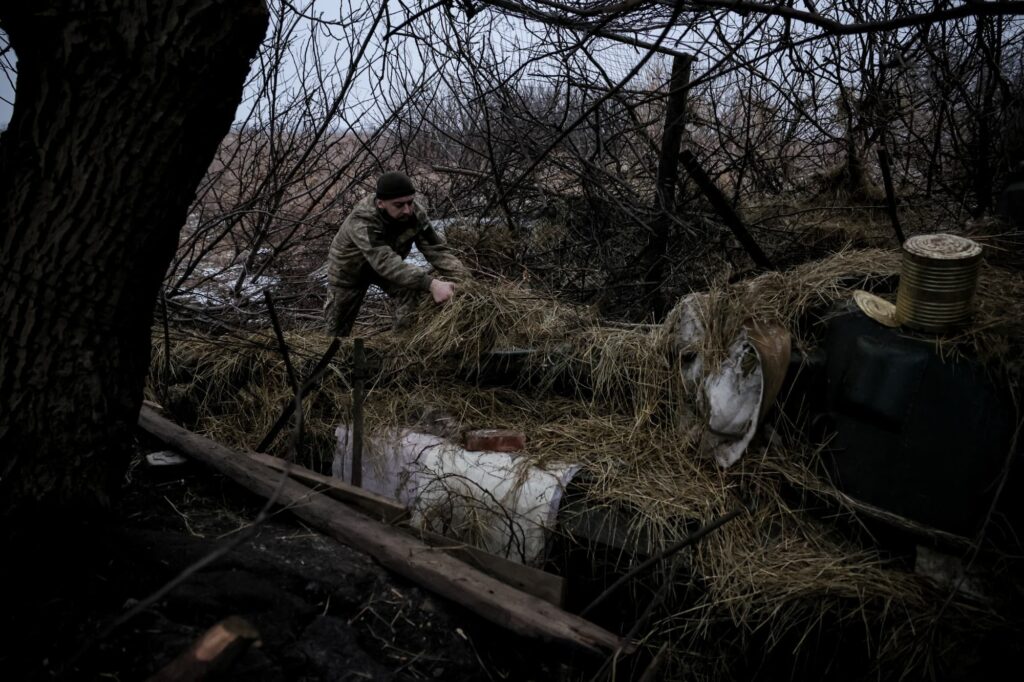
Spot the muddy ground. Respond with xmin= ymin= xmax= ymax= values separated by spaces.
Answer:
xmin=6 ymin=432 xmax=1023 ymax=681
xmin=2 ymin=440 xmax=590 ymax=681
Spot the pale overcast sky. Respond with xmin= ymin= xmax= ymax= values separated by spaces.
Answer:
xmin=0 ymin=29 xmax=12 ymax=129
xmin=0 ymin=2 xmax=345 ymax=130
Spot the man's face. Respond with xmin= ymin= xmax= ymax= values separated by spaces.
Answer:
xmin=376 ymin=195 xmax=416 ymax=222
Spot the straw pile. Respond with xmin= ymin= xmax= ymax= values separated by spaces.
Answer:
xmin=149 ymin=248 xmax=1023 ymax=680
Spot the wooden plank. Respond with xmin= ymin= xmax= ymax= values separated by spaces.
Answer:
xmin=414 ymin=528 xmax=566 ymax=608
xmin=247 ymin=452 xmax=408 ymax=525
xmin=139 ymin=407 xmax=622 ymax=654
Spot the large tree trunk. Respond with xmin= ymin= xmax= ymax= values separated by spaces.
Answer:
xmin=0 ymin=1 xmax=268 ymax=523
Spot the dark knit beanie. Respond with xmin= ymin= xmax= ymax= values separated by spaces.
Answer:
xmin=375 ymin=171 xmax=416 ymax=200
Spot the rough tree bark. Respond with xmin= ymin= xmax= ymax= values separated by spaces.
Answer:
xmin=0 ymin=1 xmax=268 ymax=523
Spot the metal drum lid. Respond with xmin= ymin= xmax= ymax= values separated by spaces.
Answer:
xmin=903 ymin=234 xmax=983 ymax=262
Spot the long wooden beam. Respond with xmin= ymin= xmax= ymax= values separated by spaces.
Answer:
xmin=413 ymin=527 xmax=566 ymax=608
xmin=247 ymin=451 xmax=408 ymax=524
xmin=138 ymin=407 xmax=621 ymax=654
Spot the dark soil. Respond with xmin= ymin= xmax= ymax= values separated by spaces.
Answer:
xmin=2 ymin=442 xmax=584 ymax=681
xmin=8 ymin=434 xmax=1020 ymax=682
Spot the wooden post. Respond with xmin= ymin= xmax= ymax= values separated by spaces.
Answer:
xmin=654 ymin=55 xmax=693 ymax=217
xmin=351 ymin=337 xmax=365 ymax=488
xmin=644 ymin=53 xmax=693 ymax=319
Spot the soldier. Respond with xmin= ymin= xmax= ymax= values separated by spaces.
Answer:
xmin=324 ymin=171 xmax=469 ymax=336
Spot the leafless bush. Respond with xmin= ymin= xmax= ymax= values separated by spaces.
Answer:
xmin=158 ymin=1 xmax=1024 ymax=326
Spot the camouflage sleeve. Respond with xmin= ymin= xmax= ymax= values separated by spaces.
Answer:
xmin=349 ymin=214 xmax=433 ymax=291
xmin=416 ymin=222 xmax=471 ymax=281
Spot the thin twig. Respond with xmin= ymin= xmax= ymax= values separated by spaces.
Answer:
xmin=264 ymin=288 xmax=306 ymax=464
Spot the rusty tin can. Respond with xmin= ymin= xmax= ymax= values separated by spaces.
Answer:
xmin=896 ymin=234 xmax=983 ymax=333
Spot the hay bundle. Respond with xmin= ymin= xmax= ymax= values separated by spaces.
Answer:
xmin=659 ymin=248 xmax=902 ymax=371
xmin=399 ymin=279 xmax=595 ymax=371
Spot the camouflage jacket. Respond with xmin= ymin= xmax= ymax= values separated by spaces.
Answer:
xmin=326 ymin=193 xmax=468 ymax=291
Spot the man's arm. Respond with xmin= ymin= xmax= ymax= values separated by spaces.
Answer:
xmin=415 ymin=223 xmax=471 ymax=281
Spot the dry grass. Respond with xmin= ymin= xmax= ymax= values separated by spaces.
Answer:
xmin=148 ymin=248 xmax=1023 ymax=680
xmin=660 ymin=248 xmax=902 ymax=372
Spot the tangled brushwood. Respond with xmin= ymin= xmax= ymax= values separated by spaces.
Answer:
xmin=149 ymin=248 xmax=1024 ymax=680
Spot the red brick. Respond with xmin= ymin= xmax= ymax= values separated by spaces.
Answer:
xmin=464 ymin=429 xmax=526 ymax=453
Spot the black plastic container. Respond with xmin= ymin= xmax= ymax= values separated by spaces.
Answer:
xmin=818 ymin=305 xmax=1017 ymax=537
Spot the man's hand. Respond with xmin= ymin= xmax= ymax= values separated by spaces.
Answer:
xmin=429 ymin=279 xmax=456 ymax=304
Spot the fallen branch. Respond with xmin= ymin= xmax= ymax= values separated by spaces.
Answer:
xmin=139 ymin=407 xmax=622 ymax=654
xmin=680 ymin=149 xmax=774 ymax=270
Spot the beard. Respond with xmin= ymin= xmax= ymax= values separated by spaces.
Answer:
xmin=380 ymin=208 xmax=414 ymax=227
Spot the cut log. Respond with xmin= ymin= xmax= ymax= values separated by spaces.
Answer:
xmin=138 ymin=407 xmax=622 ymax=654
xmin=146 ymin=615 xmax=259 ymax=682
xmin=247 ymin=452 xmax=408 ymax=524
